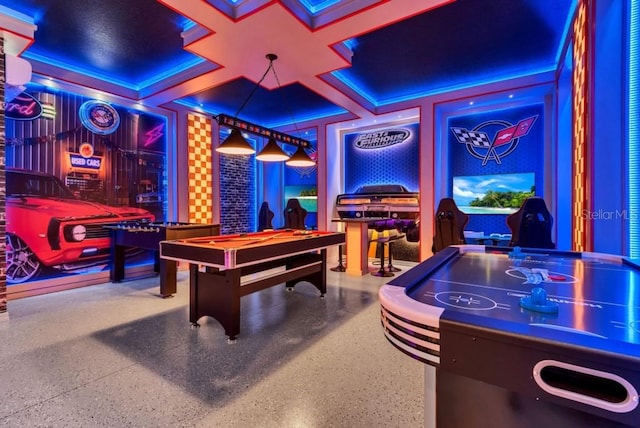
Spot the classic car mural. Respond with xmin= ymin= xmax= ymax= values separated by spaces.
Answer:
xmin=336 ymin=184 xmax=419 ymax=220
xmin=336 ymin=184 xmax=420 ymax=242
xmin=5 ymin=168 xmax=154 ymax=283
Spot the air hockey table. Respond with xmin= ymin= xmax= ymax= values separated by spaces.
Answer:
xmin=379 ymin=245 xmax=640 ymax=428
xmin=160 ymin=229 xmax=345 ymax=341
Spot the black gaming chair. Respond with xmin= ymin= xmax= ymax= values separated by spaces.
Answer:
xmin=506 ymin=197 xmax=555 ymax=249
xmin=432 ymin=198 xmax=469 ymax=253
xmin=258 ymin=202 xmax=275 ymax=231
xmin=283 ymin=198 xmax=307 ymax=230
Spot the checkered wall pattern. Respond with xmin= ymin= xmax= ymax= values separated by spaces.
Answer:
xmin=572 ymin=1 xmax=590 ymax=252
xmin=187 ymin=114 xmax=213 ymax=224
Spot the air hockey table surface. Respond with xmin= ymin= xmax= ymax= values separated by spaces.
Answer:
xmin=379 ymin=245 xmax=640 ymax=428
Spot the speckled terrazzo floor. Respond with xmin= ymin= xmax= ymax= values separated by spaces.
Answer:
xmin=0 ymin=262 xmax=424 ymax=427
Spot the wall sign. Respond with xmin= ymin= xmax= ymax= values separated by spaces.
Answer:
xmin=450 ymin=115 xmax=538 ymax=165
xmin=69 ymin=153 xmax=102 ymax=170
xmin=79 ymin=143 xmax=94 ymax=158
xmin=353 ymin=129 xmax=411 ymax=149
xmin=4 ymin=92 xmax=43 ymax=120
xmin=343 ymin=123 xmax=419 ymax=194
xmin=79 ymin=100 xmax=120 ymax=135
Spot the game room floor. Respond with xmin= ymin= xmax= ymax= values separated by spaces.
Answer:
xmin=0 ymin=261 xmax=424 ymax=427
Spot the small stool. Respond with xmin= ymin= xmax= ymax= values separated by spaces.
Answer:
xmin=371 ymin=237 xmax=394 ymax=277
xmin=330 ymin=244 xmax=346 ymax=272
xmin=386 ymin=234 xmax=405 ymax=272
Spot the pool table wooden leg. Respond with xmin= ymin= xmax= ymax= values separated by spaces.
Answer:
xmin=189 ymin=264 xmax=242 ymax=340
xmin=159 ymin=258 xmax=177 ymax=297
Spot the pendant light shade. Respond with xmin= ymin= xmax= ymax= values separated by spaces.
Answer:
xmin=216 ymin=128 xmax=255 ymax=155
xmin=214 ymin=54 xmax=315 ymax=166
xmin=256 ymin=137 xmax=289 ymax=161
xmin=285 ymin=145 xmax=315 ymax=167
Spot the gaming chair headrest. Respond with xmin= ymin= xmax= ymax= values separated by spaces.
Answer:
xmin=432 ymin=198 xmax=469 ymax=253
xmin=507 ymin=197 xmax=555 ymax=249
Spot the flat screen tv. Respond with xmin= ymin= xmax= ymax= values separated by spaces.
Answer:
xmin=284 ymin=185 xmax=317 ymax=213
xmin=452 ymin=172 xmax=535 ymax=214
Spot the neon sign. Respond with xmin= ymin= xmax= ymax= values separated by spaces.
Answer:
xmin=353 ymin=129 xmax=411 ymax=149
xmin=79 ymin=100 xmax=121 ymax=135
xmin=69 ymin=153 xmax=102 ymax=170
xmin=4 ymin=93 xmax=43 ymax=120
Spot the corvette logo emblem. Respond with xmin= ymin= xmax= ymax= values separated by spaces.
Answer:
xmin=451 ymin=116 xmax=537 ymax=165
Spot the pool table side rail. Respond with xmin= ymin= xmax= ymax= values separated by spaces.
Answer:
xmin=159 ymin=232 xmax=345 ymax=269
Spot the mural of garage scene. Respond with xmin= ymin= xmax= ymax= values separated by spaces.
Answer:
xmin=4 ymin=84 xmax=167 ymax=290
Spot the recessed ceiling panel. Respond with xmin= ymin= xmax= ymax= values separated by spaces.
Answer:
xmin=0 ymin=0 xmax=200 ymax=87
xmin=179 ymin=78 xmax=347 ymax=127
xmin=334 ymin=0 xmax=574 ymax=104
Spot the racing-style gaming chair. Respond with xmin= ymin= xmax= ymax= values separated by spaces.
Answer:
xmin=432 ymin=198 xmax=469 ymax=253
xmin=506 ymin=197 xmax=555 ymax=249
xmin=283 ymin=198 xmax=307 ymax=230
xmin=258 ymin=202 xmax=275 ymax=231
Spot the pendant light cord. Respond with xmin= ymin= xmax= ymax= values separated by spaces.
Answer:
xmin=233 ymin=57 xmax=276 ymax=119
xmin=270 ymin=60 xmax=303 ymax=144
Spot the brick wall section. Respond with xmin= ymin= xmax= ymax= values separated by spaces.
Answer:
xmin=0 ymin=37 xmax=7 ymax=315
xmin=219 ymin=153 xmax=255 ymax=234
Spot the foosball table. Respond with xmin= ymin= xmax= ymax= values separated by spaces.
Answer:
xmin=106 ymin=222 xmax=220 ymax=297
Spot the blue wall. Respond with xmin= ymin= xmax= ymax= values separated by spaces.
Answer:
xmin=447 ymin=104 xmax=545 ymax=234
xmin=343 ymin=122 xmax=420 ymax=193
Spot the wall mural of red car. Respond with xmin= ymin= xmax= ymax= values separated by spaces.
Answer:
xmin=5 ymin=168 xmax=155 ymax=283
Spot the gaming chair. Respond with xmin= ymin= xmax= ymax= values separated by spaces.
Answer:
xmin=506 ymin=197 xmax=555 ymax=249
xmin=432 ymin=198 xmax=469 ymax=253
xmin=258 ymin=202 xmax=275 ymax=231
xmin=283 ymin=198 xmax=308 ymax=230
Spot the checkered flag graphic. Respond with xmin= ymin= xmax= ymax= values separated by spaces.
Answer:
xmin=451 ymin=127 xmax=491 ymax=147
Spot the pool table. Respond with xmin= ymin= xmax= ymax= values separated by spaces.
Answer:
xmin=160 ymin=229 xmax=345 ymax=341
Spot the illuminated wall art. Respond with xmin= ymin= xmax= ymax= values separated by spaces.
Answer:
xmin=5 ymin=86 xmax=168 ymax=290
xmin=79 ymin=100 xmax=121 ymax=135
xmin=448 ymin=103 xmax=544 ymax=234
xmin=5 ymin=92 xmax=42 ymax=120
xmin=343 ymin=122 xmax=420 ymax=193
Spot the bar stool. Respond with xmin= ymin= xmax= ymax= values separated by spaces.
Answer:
xmin=386 ymin=234 xmax=405 ymax=272
xmin=330 ymin=244 xmax=346 ymax=272
xmin=371 ymin=236 xmax=394 ymax=277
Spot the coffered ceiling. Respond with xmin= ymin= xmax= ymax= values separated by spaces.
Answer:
xmin=0 ymin=0 xmax=575 ymax=127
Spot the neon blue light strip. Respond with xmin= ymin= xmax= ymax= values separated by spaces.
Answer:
xmin=554 ymin=0 xmax=580 ymax=65
xmin=22 ymin=51 xmax=205 ymax=91
xmin=629 ymin=0 xmax=639 ymax=258
xmin=182 ymin=19 xmax=197 ymax=31
xmin=0 ymin=5 xmax=35 ymax=23
xmin=332 ymin=66 xmax=557 ymax=107
xmin=299 ymin=0 xmax=342 ymax=14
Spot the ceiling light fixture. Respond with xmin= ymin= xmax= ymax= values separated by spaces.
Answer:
xmin=255 ymin=136 xmax=289 ymax=161
xmin=217 ymin=128 xmax=255 ymax=155
xmin=215 ymin=54 xmax=315 ymax=166
xmin=285 ymin=145 xmax=315 ymax=167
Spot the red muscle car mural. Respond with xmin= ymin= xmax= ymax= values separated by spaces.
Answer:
xmin=5 ymin=168 xmax=154 ymax=283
